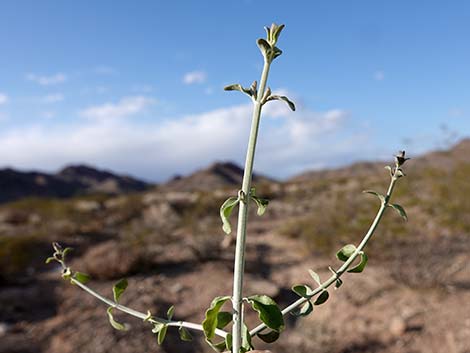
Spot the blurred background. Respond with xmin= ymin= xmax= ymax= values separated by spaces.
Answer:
xmin=0 ymin=1 xmax=469 ymax=352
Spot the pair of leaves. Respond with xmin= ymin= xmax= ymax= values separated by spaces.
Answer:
xmin=336 ymin=244 xmax=368 ymax=273
xmin=151 ymin=306 xmax=178 ymax=345
xmin=264 ymin=23 xmax=285 ymax=46
xmin=363 ymin=190 xmax=408 ymax=221
xmin=107 ymin=278 xmax=129 ymax=331
xmin=290 ymin=269 xmax=329 ymax=317
xmin=202 ymin=296 xmax=250 ymax=352
xmin=291 ymin=285 xmax=329 ymax=316
xmin=46 ymin=244 xmax=73 ymax=264
xmin=257 ymin=38 xmax=283 ymax=61
xmin=220 ymin=189 xmax=270 ymax=234
xmin=328 ymin=266 xmax=343 ymax=289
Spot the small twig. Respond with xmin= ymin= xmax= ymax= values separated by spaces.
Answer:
xmin=249 ymin=173 xmax=400 ymax=337
xmin=71 ymin=278 xmax=228 ymax=338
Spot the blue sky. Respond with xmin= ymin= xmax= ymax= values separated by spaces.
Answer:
xmin=0 ymin=0 xmax=469 ymax=181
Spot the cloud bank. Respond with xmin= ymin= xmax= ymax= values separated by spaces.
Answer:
xmin=0 ymin=96 xmax=370 ymax=181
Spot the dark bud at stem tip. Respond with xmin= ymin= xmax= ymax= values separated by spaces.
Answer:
xmin=395 ymin=150 xmax=410 ymax=167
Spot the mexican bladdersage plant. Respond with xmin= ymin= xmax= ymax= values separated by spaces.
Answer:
xmin=46 ymin=24 xmax=409 ymax=353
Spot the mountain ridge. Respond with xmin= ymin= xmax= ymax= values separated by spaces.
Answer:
xmin=0 ymin=164 xmax=150 ymax=203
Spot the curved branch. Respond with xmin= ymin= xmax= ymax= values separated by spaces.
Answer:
xmin=249 ymin=175 xmax=399 ymax=337
xmin=70 ymin=278 xmax=228 ymax=338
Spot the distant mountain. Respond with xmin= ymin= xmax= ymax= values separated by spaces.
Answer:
xmin=58 ymin=165 xmax=149 ymax=194
xmin=163 ymin=161 xmax=274 ymax=191
xmin=288 ymin=139 xmax=470 ymax=183
xmin=0 ymin=164 xmax=151 ymax=203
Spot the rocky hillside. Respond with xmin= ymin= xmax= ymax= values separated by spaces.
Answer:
xmin=0 ymin=164 xmax=151 ymax=203
xmin=0 ymin=141 xmax=469 ymax=353
xmin=163 ymin=161 xmax=273 ymax=192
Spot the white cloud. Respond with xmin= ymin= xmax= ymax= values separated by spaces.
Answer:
xmin=79 ymin=96 xmax=155 ymax=120
xmin=41 ymin=93 xmax=64 ymax=104
xmin=0 ymin=93 xmax=9 ymax=105
xmin=374 ymin=70 xmax=385 ymax=81
xmin=26 ymin=73 xmax=67 ymax=86
xmin=183 ymin=70 xmax=207 ymax=85
xmin=0 ymin=97 xmax=371 ymax=181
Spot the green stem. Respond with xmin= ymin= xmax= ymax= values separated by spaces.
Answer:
xmin=232 ymin=58 xmax=271 ymax=353
xmin=70 ymin=278 xmax=228 ymax=338
xmin=249 ymin=175 xmax=399 ymax=337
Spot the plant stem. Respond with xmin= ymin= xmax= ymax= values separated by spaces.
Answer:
xmin=249 ymin=175 xmax=399 ymax=337
xmin=70 ymin=278 xmax=228 ymax=338
xmin=232 ymin=58 xmax=271 ymax=353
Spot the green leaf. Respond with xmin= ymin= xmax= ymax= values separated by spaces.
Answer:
xmin=251 ymin=195 xmax=269 ymax=216
xmin=62 ymin=247 xmax=73 ymax=260
xmin=384 ymin=165 xmax=393 ymax=176
xmin=266 ymin=95 xmax=296 ymax=111
xmin=73 ymin=271 xmax=90 ymax=284
xmin=272 ymin=46 xmax=283 ymax=59
xmin=257 ymin=329 xmax=280 ymax=343
xmin=257 ymin=38 xmax=271 ymax=57
xmin=157 ymin=325 xmax=168 ymax=345
xmin=167 ymin=305 xmax=175 ymax=320
xmin=271 ymin=23 xmax=285 ymax=44
xmin=308 ymin=269 xmax=321 ymax=286
xmin=107 ymin=307 xmax=127 ymax=331
xmin=224 ymin=84 xmax=252 ymax=98
xmin=216 ymin=311 xmax=232 ymax=329
xmin=336 ymin=244 xmax=357 ymax=262
xmin=335 ymin=278 xmax=343 ymax=290
xmin=292 ymin=284 xmax=314 ymax=298
xmin=45 ymin=256 xmax=56 ymax=264
xmin=178 ymin=326 xmax=192 ymax=341
xmin=219 ymin=196 xmax=240 ymax=234
xmin=241 ymin=323 xmax=253 ymax=352
xmin=348 ymin=251 xmax=368 ymax=273
xmin=247 ymin=295 xmax=284 ymax=332
xmin=389 ymin=203 xmax=408 ymax=221
xmin=363 ymin=190 xmax=386 ymax=203
xmin=113 ymin=278 xmax=128 ymax=303
xmin=291 ymin=301 xmax=313 ymax=317
xmin=224 ymin=83 xmax=243 ymax=92
xmin=314 ymin=290 xmax=329 ymax=305
xmin=202 ymin=296 xmax=231 ymax=340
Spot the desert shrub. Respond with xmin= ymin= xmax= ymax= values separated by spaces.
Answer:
xmin=45 ymin=24 xmax=410 ymax=353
